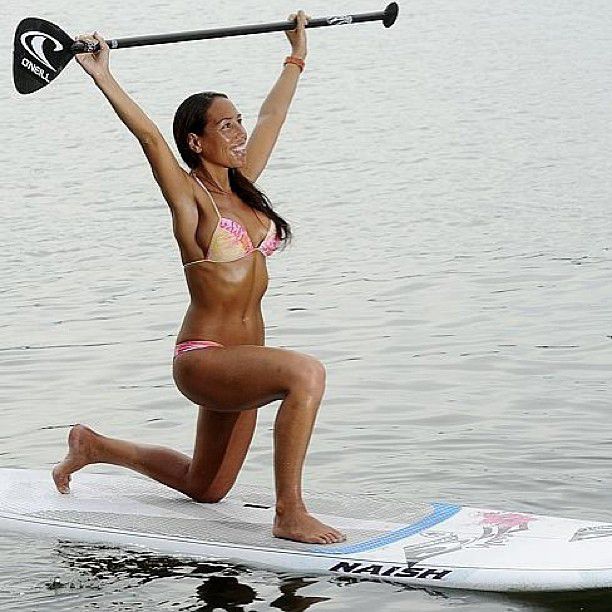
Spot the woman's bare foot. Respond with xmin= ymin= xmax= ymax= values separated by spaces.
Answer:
xmin=52 ymin=424 xmax=98 ymax=494
xmin=273 ymin=507 xmax=346 ymax=545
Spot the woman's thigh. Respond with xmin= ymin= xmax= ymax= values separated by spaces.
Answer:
xmin=173 ymin=345 xmax=324 ymax=412
xmin=177 ymin=345 xmax=324 ymax=501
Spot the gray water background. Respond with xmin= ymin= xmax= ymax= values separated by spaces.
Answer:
xmin=1 ymin=0 xmax=612 ymax=609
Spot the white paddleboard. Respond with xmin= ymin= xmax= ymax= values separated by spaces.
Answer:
xmin=1 ymin=468 xmax=612 ymax=592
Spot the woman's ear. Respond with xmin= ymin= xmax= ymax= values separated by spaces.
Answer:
xmin=187 ymin=133 xmax=203 ymax=154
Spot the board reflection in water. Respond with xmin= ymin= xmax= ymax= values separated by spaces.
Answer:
xmin=56 ymin=543 xmax=331 ymax=611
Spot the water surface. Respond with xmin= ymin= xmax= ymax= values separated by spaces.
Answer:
xmin=2 ymin=0 xmax=612 ymax=609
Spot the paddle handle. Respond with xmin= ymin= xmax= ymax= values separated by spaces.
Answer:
xmin=71 ymin=3 xmax=399 ymax=54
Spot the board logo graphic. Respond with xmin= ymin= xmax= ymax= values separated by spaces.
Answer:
xmin=403 ymin=532 xmax=463 ymax=564
xmin=20 ymin=30 xmax=63 ymax=72
xmin=570 ymin=525 xmax=612 ymax=542
xmin=403 ymin=512 xmax=536 ymax=565
xmin=329 ymin=560 xmax=452 ymax=581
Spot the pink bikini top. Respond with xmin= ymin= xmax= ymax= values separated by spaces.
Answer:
xmin=184 ymin=174 xmax=281 ymax=267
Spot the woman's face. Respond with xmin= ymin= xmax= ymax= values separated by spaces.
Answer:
xmin=200 ymin=97 xmax=247 ymax=168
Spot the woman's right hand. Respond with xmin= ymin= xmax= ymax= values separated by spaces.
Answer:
xmin=74 ymin=32 xmax=110 ymax=80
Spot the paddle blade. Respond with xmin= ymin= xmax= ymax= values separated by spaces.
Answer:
xmin=13 ymin=17 xmax=75 ymax=94
xmin=383 ymin=3 xmax=399 ymax=28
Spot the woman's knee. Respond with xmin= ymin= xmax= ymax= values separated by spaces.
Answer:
xmin=290 ymin=355 xmax=326 ymax=398
xmin=188 ymin=483 xmax=231 ymax=504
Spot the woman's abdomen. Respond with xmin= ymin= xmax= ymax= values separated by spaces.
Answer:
xmin=177 ymin=254 xmax=270 ymax=346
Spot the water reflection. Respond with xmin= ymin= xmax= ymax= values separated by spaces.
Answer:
xmin=56 ymin=543 xmax=331 ymax=611
xmin=269 ymin=577 xmax=330 ymax=611
xmin=504 ymin=591 xmax=612 ymax=612
xmin=0 ymin=538 xmax=603 ymax=611
xmin=195 ymin=576 xmax=259 ymax=611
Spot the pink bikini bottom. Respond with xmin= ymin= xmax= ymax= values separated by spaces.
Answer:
xmin=173 ymin=340 xmax=224 ymax=359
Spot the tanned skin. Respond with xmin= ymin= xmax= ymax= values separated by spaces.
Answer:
xmin=52 ymin=11 xmax=345 ymax=545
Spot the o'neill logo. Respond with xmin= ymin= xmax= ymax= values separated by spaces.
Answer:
xmin=20 ymin=30 xmax=63 ymax=83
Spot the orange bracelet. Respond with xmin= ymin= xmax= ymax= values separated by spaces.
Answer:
xmin=284 ymin=56 xmax=305 ymax=72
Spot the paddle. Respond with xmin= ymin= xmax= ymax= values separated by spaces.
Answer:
xmin=13 ymin=3 xmax=399 ymax=95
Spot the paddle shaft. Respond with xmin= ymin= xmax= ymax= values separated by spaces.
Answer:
xmin=71 ymin=4 xmax=398 ymax=54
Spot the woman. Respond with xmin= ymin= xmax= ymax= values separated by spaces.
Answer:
xmin=52 ymin=11 xmax=345 ymax=545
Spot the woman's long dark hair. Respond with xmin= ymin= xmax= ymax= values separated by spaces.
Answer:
xmin=173 ymin=92 xmax=291 ymax=243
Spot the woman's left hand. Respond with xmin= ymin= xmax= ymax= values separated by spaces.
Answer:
xmin=285 ymin=10 xmax=309 ymax=60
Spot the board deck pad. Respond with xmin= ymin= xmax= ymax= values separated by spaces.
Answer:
xmin=2 ymin=469 xmax=431 ymax=551
xmin=2 ymin=468 xmax=612 ymax=592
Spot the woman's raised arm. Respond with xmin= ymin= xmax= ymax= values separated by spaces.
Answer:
xmin=76 ymin=33 xmax=193 ymax=210
xmin=242 ymin=11 xmax=308 ymax=183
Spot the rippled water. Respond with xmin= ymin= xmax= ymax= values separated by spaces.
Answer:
xmin=2 ymin=0 xmax=612 ymax=609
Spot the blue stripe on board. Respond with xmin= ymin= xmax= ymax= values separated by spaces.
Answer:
xmin=310 ymin=502 xmax=461 ymax=555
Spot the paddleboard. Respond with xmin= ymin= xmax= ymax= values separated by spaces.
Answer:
xmin=1 ymin=468 xmax=612 ymax=592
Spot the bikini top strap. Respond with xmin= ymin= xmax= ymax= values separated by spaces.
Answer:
xmin=191 ymin=172 xmax=221 ymax=219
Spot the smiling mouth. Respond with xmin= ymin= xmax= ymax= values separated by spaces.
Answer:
xmin=231 ymin=143 xmax=246 ymax=156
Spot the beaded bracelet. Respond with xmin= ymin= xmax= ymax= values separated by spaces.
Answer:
xmin=284 ymin=56 xmax=305 ymax=72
